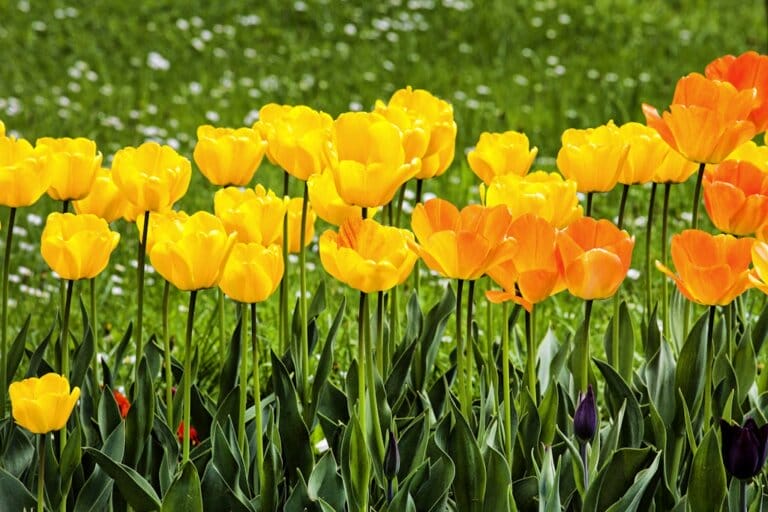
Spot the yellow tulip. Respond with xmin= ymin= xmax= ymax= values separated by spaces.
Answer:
xmin=328 ymin=111 xmax=419 ymax=208
xmin=557 ymin=121 xmax=628 ymax=193
xmin=41 ymin=213 xmax=120 ymax=280
xmin=193 ymin=125 xmax=267 ymax=186
xmin=36 ymin=137 xmax=102 ymax=201
xmin=726 ymin=141 xmax=768 ymax=172
xmin=618 ymin=123 xmax=667 ymax=185
xmin=320 ymin=217 xmax=418 ymax=293
xmin=468 ymin=131 xmax=538 ymax=185
xmin=73 ymin=168 xmax=132 ymax=223
xmin=111 ymin=141 xmax=191 ymax=212
xmin=136 ymin=209 xmax=189 ymax=254
xmin=374 ymin=86 xmax=457 ymax=180
xmin=483 ymin=171 xmax=583 ymax=228
xmin=149 ymin=211 xmax=236 ymax=291
xmin=0 ymin=120 xmax=4 ymax=137
xmin=254 ymin=104 xmax=332 ymax=181
xmin=281 ymin=196 xmax=316 ymax=253
xmin=219 ymin=242 xmax=284 ymax=303
xmin=214 ymin=185 xmax=286 ymax=245
xmin=307 ymin=170 xmax=370 ymax=225
xmin=0 ymin=136 xmax=51 ymax=208
xmin=9 ymin=373 xmax=80 ymax=434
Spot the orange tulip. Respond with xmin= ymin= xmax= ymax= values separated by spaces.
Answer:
xmin=703 ymin=160 xmax=768 ymax=236
xmin=557 ymin=121 xmax=628 ymax=193
xmin=706 ymin=51 xmax=768 ymax=133
xmin=643 ymin=73 xmax=759 ymax=164
xmin=486 ymin=214 xmax=564 ymax=311
xmin=657 ymin=229 xmax=753 ymax=306
xmin=556 ymin=217 xmax=634 ymax=300
xmin=410 ymin=198 xmax=516 ymax=281
xmin=468 ymin=131 xmax=537 ymax=185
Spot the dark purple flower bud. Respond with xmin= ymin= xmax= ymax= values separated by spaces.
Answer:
xmin=720 ymin=418 xmax=768 ymax=480
xmin=384 ymin=431 xmax=400 ymax=480
xmin=573 ymin=385 xmax=597 ymax=442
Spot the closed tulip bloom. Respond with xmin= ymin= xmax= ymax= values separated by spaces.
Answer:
xmin=703 ymin=160 xmax=768 ymax=236
xmin=9 ymin=373 xmax=80 ymax=434
xmin=214 ymin=185 xmax=286 ymax=246
xmin=254 ymin=104 xmax=332 ymax=181
xmin=410 ymin=198 xmax=516 ymax=281
xmin=573 ymin=385 xmax=598 ymax=442
xmin=726 ymin=141 xmax=768 ymax=172
xmin=706 ymin=51 xmax=768 ymax=133
xmin=320 ymin=217 xmax=418 ymax=293
xmin=556 ymin=217 xmax=634 ymax=300
xmin=0 ymin=136 xmax=51 ymax=208
xmin=219 ymin=243 xmax=283 ymax=303
xmin=41 ymin=213 xmax=120 ymax=280
xmin=280 ymin=196 xmax=316 ymax=254
xmin=657 ymin=229 xmax=753 ymax=306
xmin=328 ymin=112 xmax=420 ymax=208
xmin=193 ymin=125 xmax=267 ymax=186
xmin=468 ymin=131 xmax=538 ymax=185
xmin=113 ymin=389 xmax=130 ymax=419
xmin=73 ymin=168 xmax=131 ymax=223
xmin=36 ymin=137 xmax=102 ymax=201
xmin=643 ymin=73 xmax=759 ymax=164
xmin=374 ymin=86 xmax=457 ymax=180
xmin=486 ymin=214 xmax=563 ymax=312
xmin=137 ymin=209 xmax=189 ymax=254
xmin=484 ymin=171 xmax=583 ymax=228
xmin=557 ymin=121 xmax=628 ymax=193
xmin=149 ymin=211 xmax=236 ymax=291
xmin=618 ymin=123 xmax=670 ymax=185
xmin=720 ymin=418 xmax=768 ymax=480
xmin=112 ymin=141 xmax=191 ymax=212
xmin=307 ymin=170 xmax=369 ymax=225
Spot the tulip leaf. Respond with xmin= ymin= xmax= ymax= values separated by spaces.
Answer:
xmin=310 ymin=296 xmax=345 ymax=420
xmin=60 ymin=418 xmax=82 ymax=496
xmin=687 ymin=427 xmax=726 ymax=512
xmin=448 ymin=401 xmax=486 ymax=512
xmin=538 ymin=379 xmax=559 ymax=446
xmin=537 ymin=446 xmax=561 ymax=512
xmin=644 ymin=336 xmax=677 ymax=426
xmin=604 ymin=452 xmax=660 ymax=512
xmin=307 ymin=451 xmax=345 ymax=511
xmin=397 ymin=412 xmax=430 ymax=480
xmin=110 ymin=321 xmax=133 ymax=376
xmin=413 ymin=455 xmax=454 ymax=512
xmin=386 ymin=336 xmax=417 ymax=407
xmin=0 ymin=424 xmax=34 ymax=478
xmin=0 ymin=465 xmax=36 ymax=511
xmin=642 ymin=304 xmax=661 ymax=358
xmin=414 ymin=284 xmax=455 ymax=391
xmin=583 ymin=447 xmax=652 ymax=512
xmin=83 ymin=447 xmax=161 ymax=511
xmin=751 ymin=301 xmax=768 ymax=356
xmin=316 ymin=382 xmax=349 ymax=459
xmin=341 ymin=412 xmax=368 ymax=512
xmin=537 ymin=328 xmax=562 ymax=394
xmin=97 ymin=386 xmax=122 ymax=443
xmin=733 ymin=326 xmax=756 ymax=404
xmin=595 ymin=359 xmax=643 ymax=447
xmin=6 ymin=315 xmax=29 ymax=386
xmin=200 ymin=463 xmax=256 ymax=512
xmin=125 ymin=356 xmax=155 ymax=467
xmin=217 ymin=313 xmax=242 ymax=409
xmin=603 ymin=301 xmax=635 ymax=381
xmin=162 ymin=461 xmax=203 ymax=512
xmin=25 ymin=323 xmax=53 ymax=378
xmin=70 ymin=323 xmax=94 ymax=389
xmin=673 ymin=311 xmax=709 ymax=430
xmin=75 ymin=423 xmax=123 ymax=512
xmin=483 ymin=446 xmax=511 ymax=512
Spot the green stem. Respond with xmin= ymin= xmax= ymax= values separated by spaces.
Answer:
xmin=376 ymin=291 xmax=384 ymax=377
xmin=89 ymin=278 xmax=98 ymax=384
xmin=182 ymin=290 xmax=198 ymax=464
xmin=740 ymin=479 xmax=748 ymax=512
xmin=616 ymin=184 xmax=630 ymax=230
xmin=218 ymin=289 xmax=226 ymax=367
xmin=365 ymin=293 xmax=386 ymax=462
xmin=456 ymin=279 xmax=469 ymax=418
xmin=37 ymin=434 xmax=46 ymax=512
xmin=581 ymin=300 xmax=593 ymax=392
xmin=413 ymin=180 xmax=424 ymax=294
xmin=59 ymin=279 xmax=74 ymax=479
xmin=1 ymin=206 xmax=16 ymax=416
xmin=387 ymin=286 xmax=398 ymax=376
xmin=279 ymin=171 xmax=289 ymax=354
xmin=662 ymin=183 xmax=672 ymax=344
xmin=299 ymin=182 xmax=310 ymax=405
xmin=703 ymin=305 xmax=716 ymax=427
xmin=251 ymin=303 xmax=265 ymax=493
xmin=238 ymin=303 xmax=248 ymax=452
xmin=586 ymin=192 xmax=594 ymax=217
xmin=135 ymin=211 xmax=150 ymax=391
xmin=610 ymin=186 xmax=630 ymax=372
xmin=466 ymin=280 xmax=476 ymax=406
xmin=394 ymin=182 xmax=407 ymax=227
xmin=502 ymin=302 xmax=513 ymax=464
xmin=691 ymin=162 xmax=706 ymax=230
xmin=644 ymin=183 xmax=657 ymax=320
xmin=525 ymin=308 xmax=537 ymax=404
xmin=579 ymin=441 xmax=589 ymax=491
xmin=162 ymin=280 xmax=173 ymax=426
xmin=357 ymin=291 xmax=370 ymax=512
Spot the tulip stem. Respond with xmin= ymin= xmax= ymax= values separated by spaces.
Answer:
xmin=413 ymin=180 xmax=424 ymax=294
xmin=617 ymin=184 xmax=630 ymax=229
xmin=502 ymin=301 xmax=513 ymax=463
xmin=387 ymin=287 xmax=398 ymax=375
xmin=376 ymin=291 xmax=384 ymax=377
xmin=691 ymin=162 xmax=706 ymax=230
xmin=612 ymin=182 xmax=630 ymax=366
xmin=135 ymin=211 xmax=150 ymax=392
xmin=644 ymin=183 xmax=657 ymax=320
xmin=661 ymin=183 xmax=672 ymax=345
xmin=89 ymin=278 xmax=98 ymax=384
xmin=37 ymin=434 xmax=46 ymax=512
xmin=394 ymin=183 xmax=407 ymax=227
xmin=299 ymin=182 xmax=310 ymax=406
xmin=703 ymin=305 xmax=716 ymax=427
xmin=0 ymin=206 xmax=16 ymax=416
xmin=218 ymin=289 xmax=226 ymax=368
xmin=357 ymin=291 xmax=370 ymax=512
xmin=581 ymin=300 xmax=593 ymax=392
xmin=525 ymin=308 xmax=537 ymax=404
xmin=182 ymin=289 xmax=198 ymax=465
xmin=586 ymin=192 xmax=594 ymax=217
xmin=238 ymin=303 xmax=248 ymax=453
xmin=279 ymin=171 xmax=289 ymax=355
xmin=161 ymin=280 xmax=173 ymax=426
xmin=466 ymin=280 xmax=476 ymax=404
xmin=740 ymin=479 xmax=747 ymax=512
xmin=251 ymin=303 xmax=265 ymax=493
xmin=365 ymin=293 xmax=386 ymax=462
xmin=456 ymin=279 xmax=470 ymax=418
xmin=59 ymin=279 xmax=74 ymax=472
xmin=579 ymin=440 xmax=589 ymax=491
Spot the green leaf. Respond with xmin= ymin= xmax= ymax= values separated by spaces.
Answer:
xmin=217 ymin=313 xmax=242 ymax=409
xmin=536 ymin=328 xmax=562 ymax=395
xmin=341 ymin=412 xmax=369 ymax=512
xmin=83 ymin=447 xmax=161 ymax=511
xmin=0 ymin=424 xmax=34 ymax=478
xmin=125 ymin=356 xmax=155 ymax=467
xmin=674 ymin=312 xmax=709 ymax=430
xmin=538 ymin=379 xmax=559 ymax=446
xmin=448 ymin=401 xmax=486 ymax=512
xmin=397 ymin=413 xmax=430 ymax=480
xmin=483 ymin=447 xmax=511 ymax=512
xmin=595 ymin=359 xmax=643 ymax=447
xmin=603 ymin=301 xmax=635 ymax=381
xmin=60 ymin=418 xmax=82 ymax=496
xmin=25 ymin=324 xmax=53 ymax=378
xmin=604 ymin=452 xmax=660 ymax=512
xmin=6 ymin=315 xmax=29 ymax=386
xmin=110 ymin=321 xmax=133 ymax=376
xmin=751 ymin=301 xmax=768 ymax=356
xmin=162 ymin=461 xmax=203 ymax=512
xmin=311 ymin=296 xmax=345 ymax=420
xmin=97 ymin=386 xmax=122 ymax=443
xmin=538 ymin=446 xmax=561 ymax=512
xmin=644 ymin=337 xmax=677 ymax=426
xmin=733 ymin=326 xmax=756 ymax=404
xmin=583 ymin=447 xmax=652 ymax=512
xmin=0 ymin=465 xmax=36 ymax=511
xmin=307 ymin=451 xmax=345 ymax=512
xmin=414 ymin=456 xmax=454 ymax=512
xmin=687 ymin=427 xmax=726 ymax=512
xmin=70 ymin=321 xmax=94 ymax=389
xmin=414 ymin=285 xmax=455 ymax=391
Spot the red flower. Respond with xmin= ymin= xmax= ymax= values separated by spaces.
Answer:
xmin=112 ymin=389 xmax=130 ymax=419
xmin=177 ymin=422 xmax=200 ymax=447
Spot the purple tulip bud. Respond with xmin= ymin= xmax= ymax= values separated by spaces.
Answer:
xmin=574 ymin=385 xmax=597 ymax=442
xmin=720 ymin=418 xmax=768 ymax=480
xmin=384 ymin=431 xmax=400 ymax=480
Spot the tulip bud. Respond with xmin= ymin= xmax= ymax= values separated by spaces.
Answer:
xmin=384 ymin=431 xmax=401 ymax=480
xmin=720 ymin=418 xmax=768 ymax=480
xmin=573 ymin=385 xmax=597 ymax=442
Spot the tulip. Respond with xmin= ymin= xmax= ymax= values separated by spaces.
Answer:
xmin=0 ymin=120 xmax=4 ymax=137
xmin=557 ymin=120 xmax=628 ymax=193
xmin=374 ymin=86 xmax=457 ymax=180
xmin=0 ymin=136 xmax=51 ymax=208
xmin=720 ymin=418 xmax=768 ymax=480
xmin=36 ymin=137 xmax=101 ymax=202
xmin=113 ymin=389 xmax=130 ymax=419
xmin=176 ymin=422 xmax=200 ymax=447
xmin=483 ymin=171 xmax=583 ymax=228
xmin=643 ymin=73 xmax=759 ymax=164
xmin=281 ymin=197 xmax=316 ymax=254
xmin=328 ymin=111 xmax=420 ymax=208
xmin=320 ymin=217 xmax=418 ymax=294
xmin=657 ymin=230 xmax=753 ymax=306
xmin=749 ymin=241 xmax=768 ymax=295
xmin=726 ymin=141 xmax=768 ymax=172
xmin=556 ymin=217 xmax=635 ymax=301
xmin=574 ymin=385 xmax=598 ymax=442
xmin=214 ymin=185 xmax=286 ymax=246
xmin=219 ymin=243 xmax=283 ymax=304
xmin=136 ymin=209 xmax=188 ymax=254
xmin=468 ymin=130 xmax=538 ymax=185
xmin=307 ymin=169 xmax=369 ymax=226
xmin=9 ymin=373 xmax=80 ymax=434
xmin=73 ymin=168 xmax=133 ymax=223
xmin=193 ymin=124 xmax=267 ymax=186
xmin=410 ymin=198 xmax=517 ymax=281
xmin=148 ymin=211 xmax=236 ymax=291
xmin=618 ymin=122 xmax=676 ymax=185
xmin=703 ymin=160 xmax=768 ymax=236
xmin=255 ymin=104 xmax=332 ymax=181
xmin=111 ymin=141 xmax=191 ymax=212
xmin=41 ymin=213 xmax=120 ymax=281
xmin=383 ymin=431 xmax=401 ymax=502
xmin=706 ymin=51 xmax=768 ymax=133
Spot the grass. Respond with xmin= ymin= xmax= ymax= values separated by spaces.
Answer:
xmin=0 ymin=0 xmax=766 ymax=383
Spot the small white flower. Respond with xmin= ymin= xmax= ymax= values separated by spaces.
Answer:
xmin=147 ymin=51 xmax=170 ymax=71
